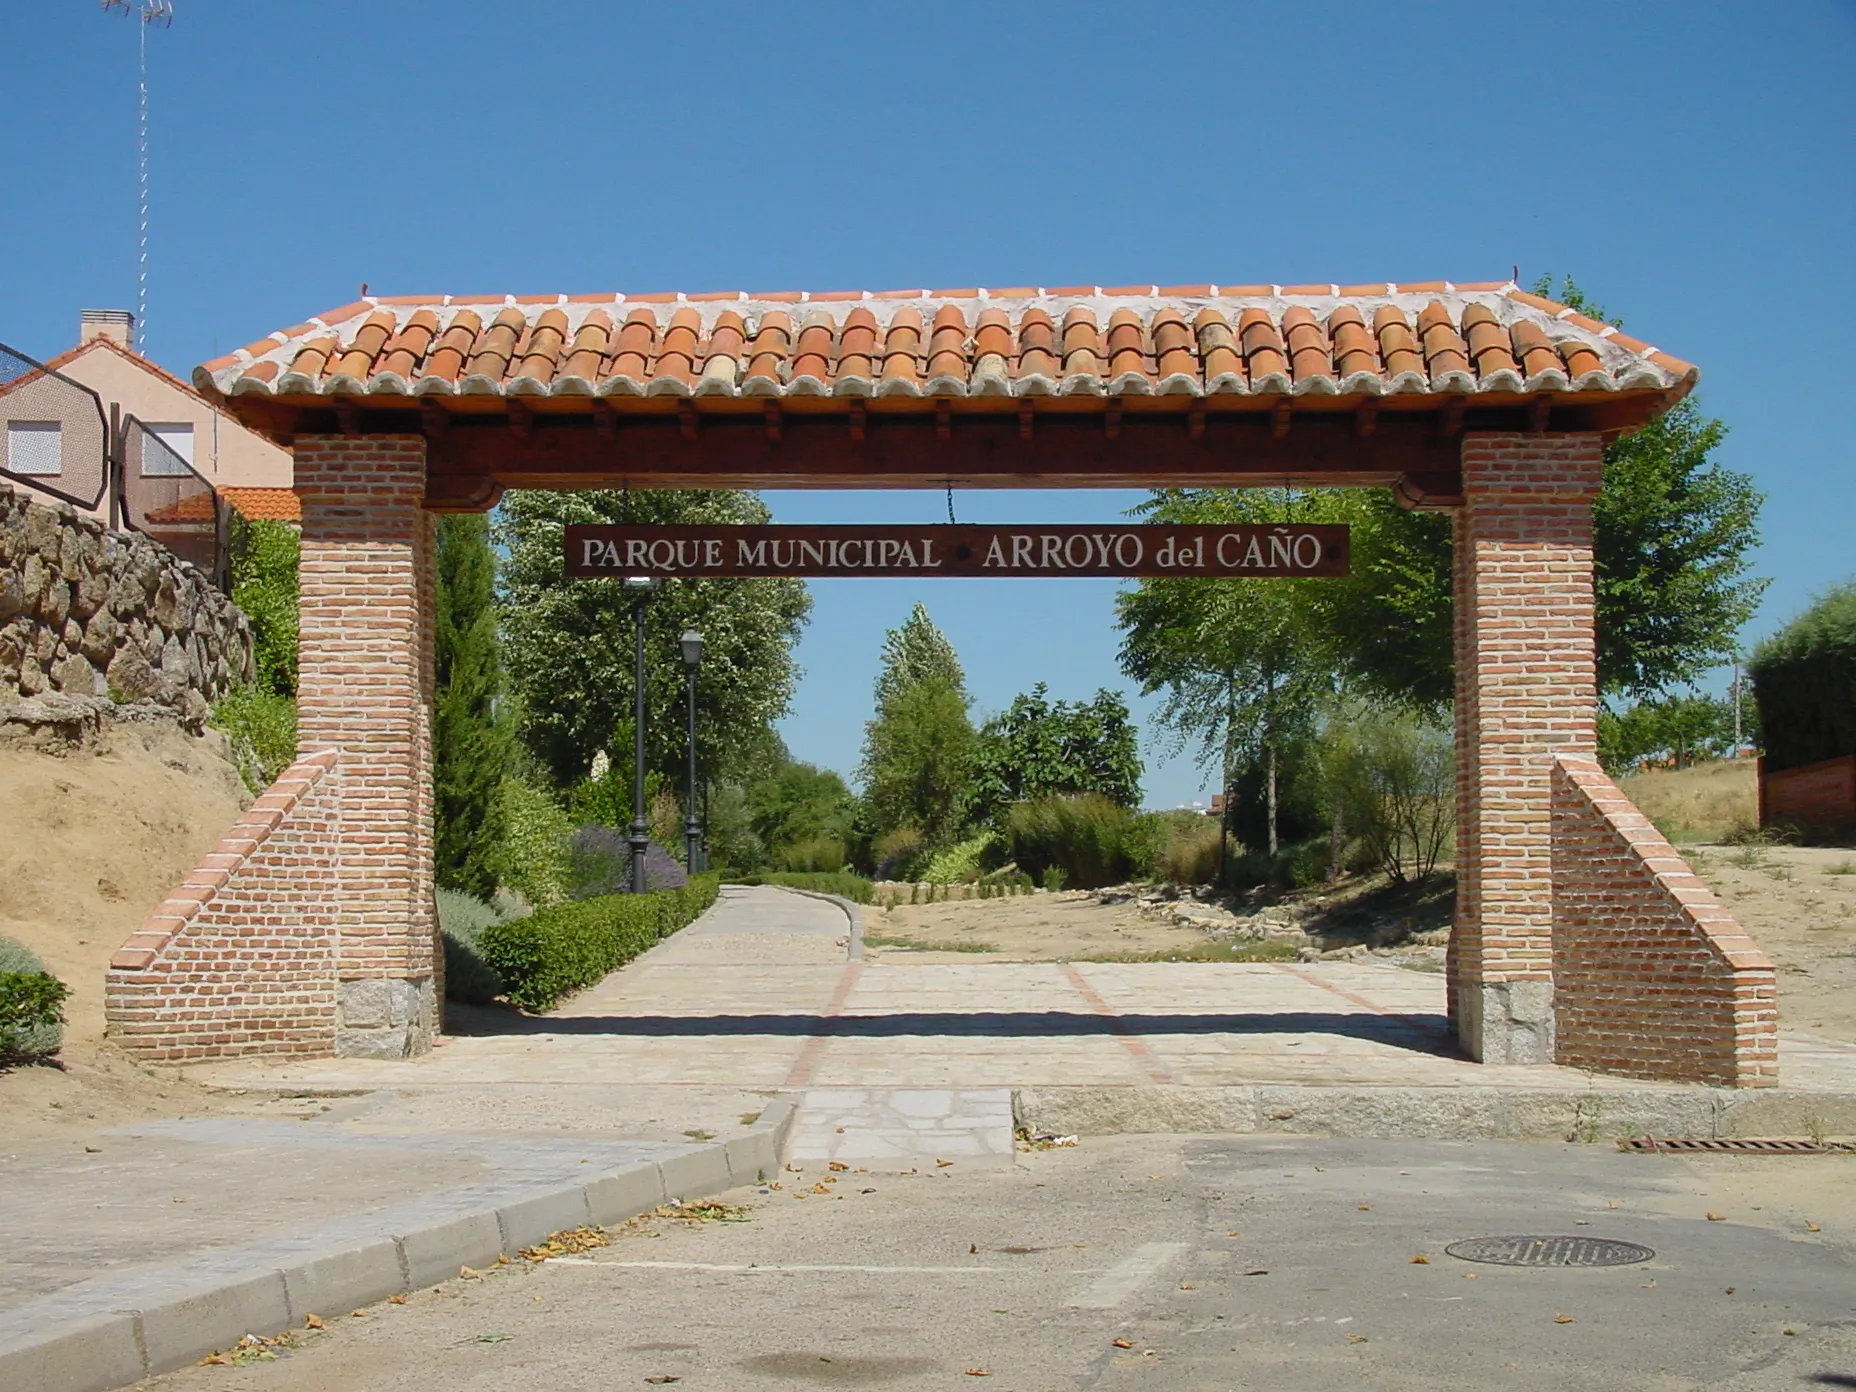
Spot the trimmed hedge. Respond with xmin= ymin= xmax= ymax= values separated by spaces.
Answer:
xmin=1749 ymin=582 xmax=1856 ymax=773
xmin=479 ymin=874 xmax=720 ymax=1012
xmin=727 ymin=870 xmax=874 ymax=903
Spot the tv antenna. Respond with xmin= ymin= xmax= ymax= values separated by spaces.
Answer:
xmin=101 ymin=1 xmax=174 ymax=353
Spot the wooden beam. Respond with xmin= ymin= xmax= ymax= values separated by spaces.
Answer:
xmin=1528 ymin=395 xmax=1554 ymax=433
xmin=424 ymin=472 xmax=505 ymax=513
xmin=1187 ymin=402 xmax=1206 ymax=440
xmin=764 ymin=400 xmax=783 ymax=443
xmin=935 ymin=400 xmax=952 ymax=441
xmin=424 ymin=413 xmax=1462 ymax=493
xmin=849 ymin=401 xmax=867 ymax=441
xmin=678 ymin=402 xmax=700 ymax=441
xmin=1271 ymin=398 xmax=1292 ymax=440
xmin=1353 ymin=398 xmax=1378 ymax=438
xmin=420 ymin=399 xmax=449 ymax=442
xmin=334 ymin=399 xmax=360 ymax=437
xmin=591 ymin=399 xmax=617 ymax=439
xmin=1438 ymin=396 xmax=1466 ymax=437
xmin=1105 ymin=401 xmax=1122 ymax=440
xmin=506 ymin=399 xmax=533 ymax=438
xmin=1019 ymin=402 xmax=1035 ymax=441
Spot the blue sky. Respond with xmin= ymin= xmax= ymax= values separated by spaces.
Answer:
xmin=3 ymin=2 xmax=1852 ymax=806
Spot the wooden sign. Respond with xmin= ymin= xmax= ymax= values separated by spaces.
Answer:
xmin=564 ymin=524 xmax=1348 ymax=579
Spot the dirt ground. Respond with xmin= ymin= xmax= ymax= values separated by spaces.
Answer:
xmin=0 ymin=717 xmax=252 ymax=1145
xmin=871 ymin=843 xmax=1856 ymax=1044
xmin=868 ymin=891 xmax=1216 ymax=961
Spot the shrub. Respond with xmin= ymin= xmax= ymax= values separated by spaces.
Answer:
xmin=1005 ymin=794 xmax=1135 ymax=889
xmin=921 ymin=833 xmax=997 ymax=884
xmin=1323 ymin=713 xmax=1454 ymax=883
xmin=208 ymin=688 xmax=298 ymax=792
xmin=1749 ymin=581 xmax=1856 ymax=772
xmin=0 ymin=936 xmax=68 ymax=1059
xmin=779 ymin=834 xmax=847 ymax=873
xmin=1150 ymin=813 xmax=1223 ymax=885
xmin=566 ymin=825 xmax=688 ymax=899
xmin=729 ymin=870 xmax=874 ymax=904
xmin=492 ymin=775 xmax=575 ymax=908
xmin=872 ymin=826 xmax=928 ymax=881
xmin=480 ymin=874 xmax=720 ymax=1012
xmin=436 ymin=887 xmax=526 ymax=1006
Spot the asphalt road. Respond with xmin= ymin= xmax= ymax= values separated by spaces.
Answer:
xmin=140 ymin=1136 xmax=1856 ymax=1391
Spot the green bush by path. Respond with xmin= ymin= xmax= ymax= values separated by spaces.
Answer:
xmin=1005 ymin=794 xmax=1136 ymax=889
xmin=478 ymin=874 xmax=720 ymax=1013
xmin=0 ymin=936 xmax=69 ymax=1059
xmin=492 ymin=774 xmax=576 ymax=908
xmin=208 ymin=687 xmax=298 ymax=792
xmin=727 ymin=870 xmax=874 ymax=904
xmin=436 ymin=887 xmax=528 ymax=1006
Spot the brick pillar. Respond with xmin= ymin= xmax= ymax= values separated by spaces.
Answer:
xmin=1448 ymin=433 xmax=1605 ymax=1065
xmin=294 ymin=436 xmax=439 ymax=1059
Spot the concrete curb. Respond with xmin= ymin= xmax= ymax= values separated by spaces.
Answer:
xmin=1012 ymin=1085 xmax=1856 ymax=1142
xmin=757 ymin=884 xmax=866 ymax=959
xmin=0 ymin=1100 xmax=795 ymax=1392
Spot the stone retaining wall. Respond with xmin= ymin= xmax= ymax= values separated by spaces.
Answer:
xmin=0 ymin=482 xmax=253 ymax=725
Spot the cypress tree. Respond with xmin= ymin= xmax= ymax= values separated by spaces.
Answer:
xmin=434 ymin=514 xmax=509 ymax=896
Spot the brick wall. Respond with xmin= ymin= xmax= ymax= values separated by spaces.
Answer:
xmin=1551 ymin=754 xmax=1778 ymax=1087
xmin=1448 ymin=433 xmax=1604 ymax=1064
xmin=104 ymin=750 xmax=340 ymax=1062
xmin=295 ymin=436 xmax=439 ymax=1058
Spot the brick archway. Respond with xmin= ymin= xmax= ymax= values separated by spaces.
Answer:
xmin=105 ymin=283 xmax=1777 ymax=1086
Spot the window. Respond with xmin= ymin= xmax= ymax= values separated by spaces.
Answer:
xmin=142 ymin=422 xmax=194 ymax=477
xmin=5 ymin=421 xmax=62 ymax=476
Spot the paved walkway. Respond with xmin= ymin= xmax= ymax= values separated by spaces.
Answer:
xmin=201 ymin=884 xmax=1856 ymax=1096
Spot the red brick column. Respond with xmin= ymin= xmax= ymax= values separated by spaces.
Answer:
xmin=295 ymin=436 xmax=439 ymax=1059
xmin=1448 ymin=433 xmax=1605 ymax=1064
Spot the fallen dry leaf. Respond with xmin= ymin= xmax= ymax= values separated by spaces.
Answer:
xmin=937 ymin=1159 xmax=955 ymax=1168
xmin=1226 ymin=1230 xmax=1241 ymax=1237
xmin=861 ymin=1187 xmax=877 ymax=1194
xmin=1706 ymin=1211 xmax=1726 ymax=1222
xmin=1554 ymin=1314 xmax=1575 ymax=1325
xmin=1357 ymin=1204 xmax=1372 ymax=1212
xmin=1178 ymin=1282 xmax=1197 ymax=1290
xmin=1347 ymin=1334 xmax=1368 ymax=1343
xmin=963 ymin=1371 xmax=992 ymax=1377
xmin=1607 ymin=1201 xmax=1619 ymax=1209
xmin=350 ymin=1310 xmax=367 ymax=1319
xmin=1411 ymin=1255 xmax=1430 ymax=1265
xmin=1807 ymin=1222 xmax=1822 ymax=1233
xmin=828 ymin=1161 xmax=849 ymax=1172
xmin=970 ymin=1243 xmax=979 ymax=1253
xmin=1244 ymin=1268 xmax=1270 ymax=1277
xmin=1725 ymin=1287 xmax=1736 ymax=1295
xmin=1462 ymin=1273 xmax=1478 ymax=1280
xmin=644 ymin=1378 xmax=680 ymax=1385
xmin=1640 ymin=1279 xmax=1656 ymax=1289
xmin=1113 ymin=1338 xmax=1135 ymax=1348
xmin=388 ymin=1294 xmax=407 ymax=1305
xmin=459 ymin=1266 xmax=482 ymax=1279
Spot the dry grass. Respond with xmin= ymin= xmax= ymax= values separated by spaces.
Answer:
xmin=1619 ymin=758 xmax=1758 ymax=844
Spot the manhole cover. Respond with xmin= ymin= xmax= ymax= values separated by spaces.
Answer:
xmin=1444 ymin=1236 xmax=1654 ymax=1268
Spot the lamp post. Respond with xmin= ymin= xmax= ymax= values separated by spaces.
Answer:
xmin=680 ymin=629 xmax=705 ymax=872
xmin=621 ymin=576 xmax=661 ymax=894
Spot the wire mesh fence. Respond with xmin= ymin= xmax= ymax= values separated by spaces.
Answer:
xmin=0 ymin=340 xmax=110 ymax=511
xmin=120 ymin=413 xmax=229 ymax=589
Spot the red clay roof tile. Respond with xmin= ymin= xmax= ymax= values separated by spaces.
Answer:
xmin=197 ymin=283 xmax=1696 ymax=407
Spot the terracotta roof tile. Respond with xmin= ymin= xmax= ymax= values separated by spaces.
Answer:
xmin=223 ymin=487 xmax=300 ymax=522
xmin=199 ymin=283 xmax=1697 ymax=404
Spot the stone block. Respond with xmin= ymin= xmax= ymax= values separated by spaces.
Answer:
xmin=0 ymin=1312 xmax=146 ymax=1392
xmin=280 ymin=1240 xmax=407 ymax=1320
xmin=657 ymin=1145 xmax=734 ymax=1202
xmin=399 ymin=1213 xmax=505 ymax=1290
xmin=136 ymin=1270 xmax=292 ymax=1374
xmin=1718 ymin=1091 xmax=1856 ymax=1139
xmin=496 ymin=1187 xmax=592 ymax=1253
xmin=585 ymin=1163 xmax=668 ymax=1225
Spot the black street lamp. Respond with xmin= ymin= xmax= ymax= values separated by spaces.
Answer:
xmin=621 ymin=576 xmax=661 ymax=893
xmin=680 ymin=629 xmax=705 ymax=872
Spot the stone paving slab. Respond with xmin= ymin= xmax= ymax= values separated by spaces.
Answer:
xmin=787 ymin=1088 xmax=1018 ymax=1169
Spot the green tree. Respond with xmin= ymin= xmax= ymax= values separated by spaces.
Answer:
xmin=433 ymin=514 xmax=510 ymax=897
xmin=1597 ymin=693 xmax=1737 ymax=773
xmin=1117 ymin=489 xmax=1342 ymax=856
xmin=1320 ymin=280 xmax=1765 ymax=710
xmin=495 ymin=489 xmax=812 ymax=795
xmin=969 ymin=684 xmax=1142 ymax=825
xmin=229 ymin=518 xmax=300 ymax=697
xmin=1748 ymin=580 xmax=1856 ymax=772
xmin=860 ymin=677 xmax=975 ymax=845
xmin=748 ymin=757 xmax=856 ymax=854
xmin=873 ymin=602 xmax=967 ymax=708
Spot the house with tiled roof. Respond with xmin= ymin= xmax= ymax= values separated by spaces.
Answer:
xmin=1 ymin=310 xmax=297 ymax=526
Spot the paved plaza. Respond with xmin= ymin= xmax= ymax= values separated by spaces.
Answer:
xmin=201 ymin=885 xmax=1856 ymax=1097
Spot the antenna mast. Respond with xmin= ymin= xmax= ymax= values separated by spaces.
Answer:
xmin=101 ymin=1 xmax=174 ymax=354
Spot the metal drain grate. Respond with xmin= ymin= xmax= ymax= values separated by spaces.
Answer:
xmin=1444 ymin=1236 xmax=1654 ymax=1268
xmin=1625 ymin=1138 xmax=1854 ymax=1154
